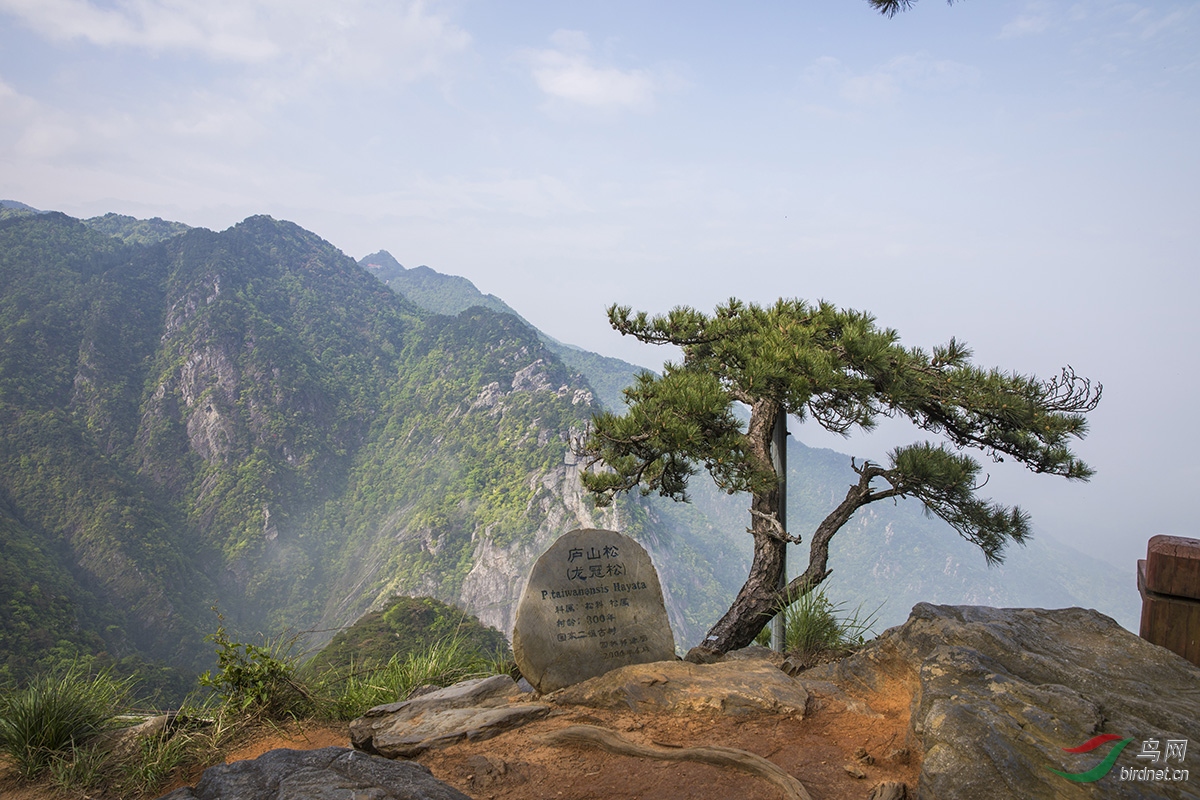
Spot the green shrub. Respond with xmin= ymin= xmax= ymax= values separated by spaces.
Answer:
xmin=198 ymin=618 xmax=310 ymax=719
xmin=308 ymin=595 xmax=511 ymax=675
xmin=45 ymin=702 xmax=231 ymax=797
xmin=0 ymin=662 xmax=129 ymax=780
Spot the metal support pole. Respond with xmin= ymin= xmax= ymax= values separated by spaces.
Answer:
xmin=770 ymin=410 xmax=788 ymax=653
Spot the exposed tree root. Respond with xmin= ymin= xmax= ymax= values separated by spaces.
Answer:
xmin=539 ymin=724 xmax=814 ymax=800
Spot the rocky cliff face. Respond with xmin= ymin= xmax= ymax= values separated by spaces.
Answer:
xmin=457 ymin=447 xmax=618 ymax=636
xmin=299 ymin=331 xmax=734 ymax=649
xmin=3 ymin=209 xmax=1133 ymax=693
xmin=808 ymin=604 xmax=1200 ymax=800
xmin=6 ymin=213 xmax=694 ymax=677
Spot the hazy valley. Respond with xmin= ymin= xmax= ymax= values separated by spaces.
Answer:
xmin=0 ymin=202 xmax=1138 ymax=698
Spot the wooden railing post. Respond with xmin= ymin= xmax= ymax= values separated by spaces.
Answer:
xmin=1138 ymin=534 xmax=1200 ymax=667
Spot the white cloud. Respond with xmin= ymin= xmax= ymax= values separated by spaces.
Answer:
xmin=523 ymin=30 xmax=660 ymax=111
xmin=162 ymin=91 xmax=265 ymax=144
xmin=805 ymin=53 xmax=980 ymax=107
xmin=1128 ymin=6 xmax=1193 ymax=41
xmin=548 ymin=29 xmax=591 ymax=53
xmin=0 ymin=76 xmax=77 ymax=159
xmin=0 ymin=68 xmax=256 ymax=167
xmin=279 ymin=0 xmax=473 ymax=85
xmin=1057 ymin=1 xmax=1197 ymax=44
xmin=0 ymin=76 xmax=31 ymax=110
xmin=373 ymin=172 xmax=592 ymax=219
xmin=0 ymin=0 xmax=471 ymax=80
xmin=0 ymin=0 xmax=278 ymax=62
xmin=1000 ymin=13 xmax=1052 ymax=38
xmin=997 ymin=1 xmax=1055 ymax=39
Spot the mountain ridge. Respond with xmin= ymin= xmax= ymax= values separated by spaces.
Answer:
xmin=0 ymin=206 xmax=1138 ymax=698
xmin=357 ymin=249 xmax=648 ymax=413
xmin=0 ymin=210 xmax=733 ymax=694
xmin=353 ymin=239 xmax=1140 ymax=632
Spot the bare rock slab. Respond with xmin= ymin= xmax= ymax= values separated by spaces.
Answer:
xmin=553 ymin=659 xmax=810 ymax=717
xmin=351 ymin=675 xmax=550 ymax=758
xmin=156 ymin=746 xmax=470 ymax=800
xmin=807 ymin=603 xmax=1200 ymax=800
xmin=512 ymin=528 xmax=676 ymax=693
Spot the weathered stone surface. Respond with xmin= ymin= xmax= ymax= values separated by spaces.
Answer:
xmin=351 ymin=675 xmax=550 ymax=758
xmin=355 ymin=674 xmax=521 ymax=723
xmin=156 ymin=746 xmax=471 ymax=800
xmin=553 ymin=658 xmax=809 ymax=717
xmin=364 ymin=704 xmax=550 ymax=759
xmin=806 ymin=603 xmax=1200 ymax=800
xmin=512 ymin=528 xmax=676 ymax=692
xmin=725 ymin=644 xmax=786 ymax=668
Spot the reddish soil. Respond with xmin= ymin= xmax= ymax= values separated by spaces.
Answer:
xmin=2 ymin=674 xmax=920 ymax=800
xmin=419 ymin=675 xmax=920 ymax=800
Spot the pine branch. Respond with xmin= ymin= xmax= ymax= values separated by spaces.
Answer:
xmin=748 ymin=508 xmax=802 ymax=544
xmin=867 ymin=0 xmax=959 ymax=18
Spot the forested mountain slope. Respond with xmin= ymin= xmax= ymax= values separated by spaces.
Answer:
xmin=0 ymin=208 xmax=1136 ymax=695
xmin=358 ymin=250 xmax=644 ymax=413
xmin=0 ymin=211 xmax=733 ymax=691
xmin=370 ymin=256 xmax=1140 ymax=632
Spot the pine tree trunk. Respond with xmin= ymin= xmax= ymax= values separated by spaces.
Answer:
xmin=692 ymin=523 xmax=787 ymax=656
xmin=689 ymin=400 xmax=787 ymax=657
xmin=687 ymin=401 xmax=879 ymax=658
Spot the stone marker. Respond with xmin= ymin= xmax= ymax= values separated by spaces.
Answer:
xmin=512 ymin=528 xmax=675 ymax=693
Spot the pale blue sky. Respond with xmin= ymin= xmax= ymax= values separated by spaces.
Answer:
xmin=1 ymin=0 xmax=1197 ymax=573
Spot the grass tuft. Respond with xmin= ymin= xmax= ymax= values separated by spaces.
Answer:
xmin=2 ymin=626 xmax=510 ymax=796
xmin=118 ymin=728 xmax=197 ymax=795
xmin=757 ymin=587 xmax=881 ymax=656
xmin=0 ymin=662 xmax=130 ymax=780
xmin=311 ymin=634 xmax=499 ymax=720
xmin=47 ymin=740 xmax=110 ymax=792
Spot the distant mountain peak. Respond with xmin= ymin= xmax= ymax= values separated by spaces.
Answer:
xmin=356 ymin=252 xmax=518 ymax=321
xmin=82 ymin=211 xmax=191 ymax=245
xmin=361 ymin=250 xmax=405 ymax=273
xmin=0 ymin=199 xmax=45 ymax=212
xmin=0 ymin=200 xmax=49 ymax=222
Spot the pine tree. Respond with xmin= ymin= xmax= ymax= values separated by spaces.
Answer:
xmin=867 ymin=0 xmax=958 ymax=18
xmin=580 ymin=298 xmax=1101 ymax=657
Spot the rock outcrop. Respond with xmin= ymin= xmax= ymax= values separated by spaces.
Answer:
xmin=157 ymin=746 xmax=471 ymax=800
xmin=552 ymin=658 xmax=810 ymax=717
xmin=350 ymin=675 xmax=550 ymax=759
xmin=806 ymin=603 xmax=1200 ymax=800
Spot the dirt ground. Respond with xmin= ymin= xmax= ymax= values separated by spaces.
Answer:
xmin=2 ymin=673 xmax=919 ymax=800
xmin=420 ymin=674 xmax=920 ymax=800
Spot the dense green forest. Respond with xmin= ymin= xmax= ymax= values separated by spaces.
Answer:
xmin=359 ymin=249 xmax=644 ymax=412
xmin=0 ymin=207 xmax=1137 ymax=702
xmin=0 ymin=210 xmax=732 ymax=699
xmin=81 ymin=213 xmax=192 ymax=245
xmin=360 ymin=244 xmax=1141 ymax=634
